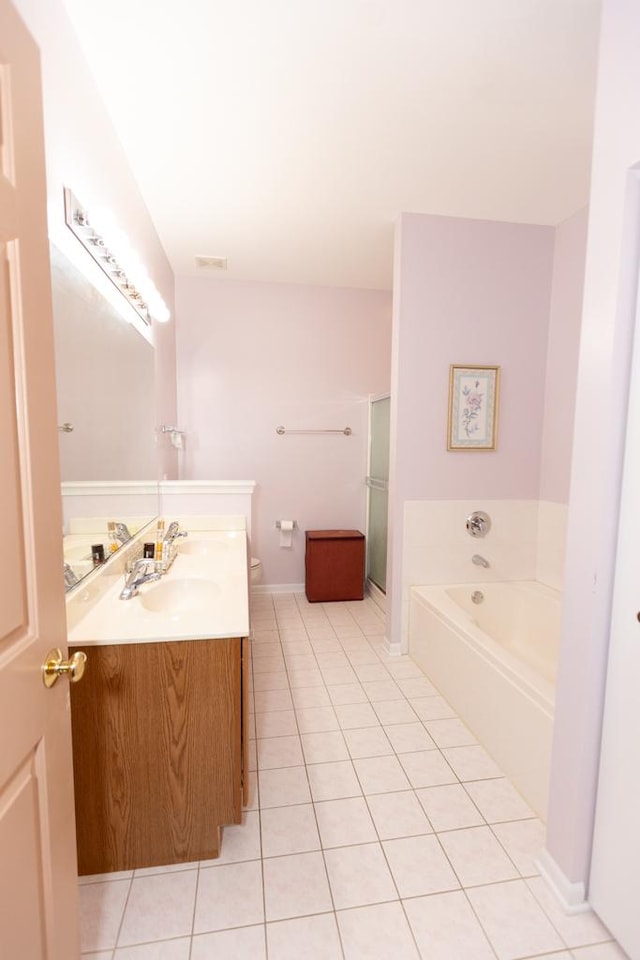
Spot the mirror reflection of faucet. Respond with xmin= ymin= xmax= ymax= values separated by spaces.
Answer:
xmin=472 ymin=554 xmax=490 ymax=568
xmin=64 ymin=561 xmax=79 ymax=591
xmin=113 ymin=522 xmax=133 ymax=545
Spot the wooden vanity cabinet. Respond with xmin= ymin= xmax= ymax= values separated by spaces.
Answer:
xmin=69 ymin=636 xmax=248 ymax=875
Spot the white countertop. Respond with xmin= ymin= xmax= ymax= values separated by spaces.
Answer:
xmin=67 ymin=528 xmax=250 ymax=646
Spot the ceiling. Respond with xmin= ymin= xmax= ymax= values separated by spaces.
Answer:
xmin=61 ymin=0 xmax=601 ymax=291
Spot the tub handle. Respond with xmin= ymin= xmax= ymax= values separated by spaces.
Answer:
xmin=466 ymin=511 xmax=491 ymax=538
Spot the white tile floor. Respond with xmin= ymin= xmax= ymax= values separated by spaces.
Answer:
xmin=79 ymin=592 xmax=627 ymax=960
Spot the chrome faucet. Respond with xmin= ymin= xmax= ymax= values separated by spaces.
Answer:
xmin=119 ymin=558 xmax=162 ymax=600
xmin=164 ymin=521 xmax=188 ymax=545
xmin=472 ymin=554 xmax=490 ymax=568
xmin=114 ymin=522 xmax=133 ymax=544
xmin=466 ymin=511 xmax=491 ymax=538
xmin=64 ymin=561 xmax=79 ymax=590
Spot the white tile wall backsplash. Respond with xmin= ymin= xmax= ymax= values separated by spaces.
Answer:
xmin=403 ymin=499 xmax=539 ymax=555
xmin=159 ymin=480 xmax=255 ymax=534
xmin=62 ymin=480 xmax=256 ymax=537
xmin=399 ymin=498 xmax=566 ymax=650
xmin=537 ymin=500 xmax=568 ymax=590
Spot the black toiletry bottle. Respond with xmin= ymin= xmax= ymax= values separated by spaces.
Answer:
xmin=143 ymin=542 xmax=155 ymax=559
xmin=91 ymin=543 xmax=105 ymax=566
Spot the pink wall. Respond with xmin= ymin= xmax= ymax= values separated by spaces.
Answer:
xmin=391 ymin=214 xmax=555 ymax=501
xmin=12 ymin=0 xmax=178 ymax=479
xmin=175 ymin=277 xmax=392 ymax=584
xmin=545 ymin=0 xmax=640 ymax=894
xmin=388 ymin=213 xmax=555 ymax=644
xmin=539 ymin=207 xmax=589 ymax=503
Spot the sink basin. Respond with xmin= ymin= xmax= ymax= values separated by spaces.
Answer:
xmin=178 ymin=539 xmax=228 ymax=556
xmin=139 ymin=578 xmax=220 ymax=614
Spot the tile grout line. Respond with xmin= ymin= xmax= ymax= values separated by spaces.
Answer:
xmin=250 ymin=611 xmax=270 ymax=960
xmin=109 ymin=872 xmax=135 ymax=957
xmin=250 ymin=594 xmax=272 ymax=958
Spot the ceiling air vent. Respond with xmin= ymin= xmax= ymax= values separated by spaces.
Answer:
xmin=195 ymin=255 xmax=228 ymax=270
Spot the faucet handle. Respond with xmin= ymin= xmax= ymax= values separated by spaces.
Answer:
xmin=466 ymin=511 xmax=491 ymax=538
xmin=164 ymin=521 xmax=188 ymax=542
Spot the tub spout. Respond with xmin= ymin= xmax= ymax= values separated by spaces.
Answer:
xmin=472 ymin=554 xmax=490 ymax=568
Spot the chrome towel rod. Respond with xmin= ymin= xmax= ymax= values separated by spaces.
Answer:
xmin=276 ymin=426 xmax=352 ymax=436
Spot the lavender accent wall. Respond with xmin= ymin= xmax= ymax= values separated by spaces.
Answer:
xmin=388 ymin=212 xmax=555 ymax=645
xmin=175 ymin=277 xmax=392 ymax=585
xmin=539 ymin=207 xmax=589 ymax=503
xmin=391 ymin=214 xmax=555 ymax=501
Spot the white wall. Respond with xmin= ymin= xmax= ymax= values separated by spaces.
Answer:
xmin=12 ymin=0 xmax=178 ymax=479
xmin=176 ymin=276 xmax=391 ymax=585
xmin=536 ymin=207 xmax=589 ymax=591
xmin=539 ymin=207 xmax=589 ymax=504
xmin=545 ymin=0 xmax=640 ymax=898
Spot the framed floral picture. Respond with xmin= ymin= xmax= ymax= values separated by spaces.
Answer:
xmin=447 ymin=365 xmax=500 ymax=451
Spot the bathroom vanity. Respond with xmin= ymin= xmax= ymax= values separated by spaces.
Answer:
xmin=65 ymin=519 xmax=251 ymax=875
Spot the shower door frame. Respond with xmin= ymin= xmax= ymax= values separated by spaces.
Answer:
xmin=365 ymin=393 xmax=390 ymax=606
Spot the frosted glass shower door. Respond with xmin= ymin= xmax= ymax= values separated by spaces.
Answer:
xmin=367 ymin=396 xmax=390 ymax=592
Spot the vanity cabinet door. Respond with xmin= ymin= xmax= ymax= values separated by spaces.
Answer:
xmin=70 ymin=637 xmax=242 ymax=874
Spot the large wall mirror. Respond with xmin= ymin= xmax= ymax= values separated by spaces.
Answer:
xmin=51 ymin=244 xmax=159 ymax=588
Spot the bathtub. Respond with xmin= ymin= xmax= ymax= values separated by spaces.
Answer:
xmin=409 ymin=580 xmax=561 ymax=819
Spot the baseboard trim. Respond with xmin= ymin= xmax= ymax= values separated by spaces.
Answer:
xmin=366 ymin=579 xmax=387 ymax=614
xmin=535 ymin=848 xmax=590 ymax=914
xmin=380 ymin=636 xmax=403 ymax=657
xmin=252 ymin=583 xmax=305 ymax=595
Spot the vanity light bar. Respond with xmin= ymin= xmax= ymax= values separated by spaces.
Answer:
xmin=63 ymin=187 xmax=170 ymax=325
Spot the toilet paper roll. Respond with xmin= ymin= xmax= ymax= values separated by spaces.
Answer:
xmin=279 ymin=519 xmax=294 ymax=548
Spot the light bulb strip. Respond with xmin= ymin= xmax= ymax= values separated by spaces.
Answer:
xmin=63 ymin=187 xmax=170 ymax=325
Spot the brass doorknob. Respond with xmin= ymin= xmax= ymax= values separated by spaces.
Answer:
xmin=42 ymin=648 xmax=87 ymax=688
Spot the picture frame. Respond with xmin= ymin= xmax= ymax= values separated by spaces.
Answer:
xmin=447 ymin=364 xmax=500 ymax=451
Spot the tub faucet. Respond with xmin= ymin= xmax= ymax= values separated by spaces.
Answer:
xmin=472 ymin=554 xmax=490 ymax=568
xmin=119 ymin=558 xmax=162 ymax=600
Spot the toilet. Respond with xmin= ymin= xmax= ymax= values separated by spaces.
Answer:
xmin=250 ymin=557 xmax=262 ymax=585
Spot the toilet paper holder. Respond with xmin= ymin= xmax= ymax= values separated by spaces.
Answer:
xmin=275 ymin=520 xmax=298 ymax=530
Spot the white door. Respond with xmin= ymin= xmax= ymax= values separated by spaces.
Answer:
xmin=0 ymin=2 xmax=81 ymax=957
xmin=589 ymin=265 xmax=640 ymax=955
